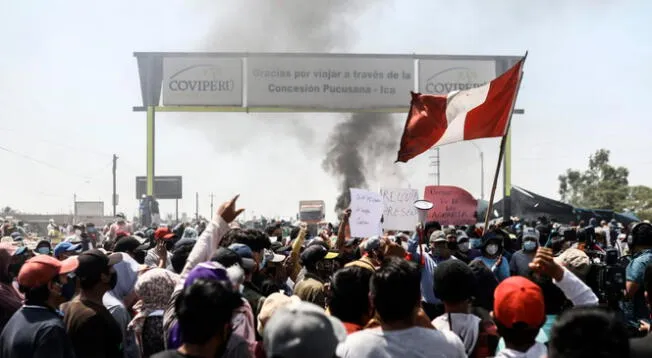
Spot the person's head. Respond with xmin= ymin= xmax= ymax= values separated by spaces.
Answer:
xmin=434 ymin=260 xmax=476 ymax=307
xmin=34 ymin=240 xmax=52 ymax=256
xmin=548 ymin=307 xmax=629 ymax=358
xmin=263 ymin=301 xmax=346 ymax=358
xmin=481 ymin=233 xmax=503 ymax=259
xmin=171 ymin=242 xmax=196 ymax=274
xmin=445 ymin=229 xmax=459 ymax=251
xmin=53 ymin=241 xmax=81 ymax=261
xmin=362 ymin=236 xmax=385 ymax=263
xmin=135 ymin=268 xmax=179 ymax=309
xmin=116 ymin=213 xmax=126 ymax=224
xmin=429 ymin=230 xmax=450 ymax=259
xmin=370 ymin=257 xmax=421 ymax=324
xmin=228 ymin=243 xmax=257 ymax=280
xmin=17 ymin=255 xmax=79 ymax=307
xmin=424 ymin=221 xmax=442 ymax=241
xmin=521 ymin=227 xmax=539 ymax=253
xmin=327 ymin=266 xmax=373 ymax=326
xmin=265 ymin=223 xmax=282 ymax=239
xmin=176 ymin=279 xmax=242 ymax=354
xmin=75 ymin=249 xmax=121 ymax=294
xmin=493 ymin=276 xmax=545 ymax=349
xmin=629 ymin=222 xmax=652 ymax=252
xmin=113 ymin=236 xmax=149 ymax=263
xmin=300 ymin=244 xmax=338 ymax=280
xmin=232 ymin=229 xmax=272 ymax=271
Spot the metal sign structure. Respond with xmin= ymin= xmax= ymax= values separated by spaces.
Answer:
xmin=135 ymin=176 xmax=183 ymax=199
xmin=133 ymin=52 xmax=521 ymax=216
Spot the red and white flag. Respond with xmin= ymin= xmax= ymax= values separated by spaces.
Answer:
xmin=396 ymin=57 xmax=525 ymax=163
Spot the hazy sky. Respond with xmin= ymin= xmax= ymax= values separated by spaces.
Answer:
xmin=1 ymin=0 xmax=651 ymax=222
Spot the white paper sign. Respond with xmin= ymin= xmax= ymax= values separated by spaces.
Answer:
xmin=246 ymin=55 xmax=414 ymax=109
xmin=162 ymin=57 xmax=243 ymax=106
xmin=380 ymin=188 xmax=419 ymax=231
xmin=419 ymin=59 xmax=496 ymax=95
xmin=349 ymin=188 xmax=384 ymax=238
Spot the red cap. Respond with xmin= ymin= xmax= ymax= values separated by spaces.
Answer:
xmin=18 ymin=255 xmax=79 ymax=288
xmin=493 ymin=276 xmax=545 ymax=328
xmin=154 ymin=227 xmax=175 ymax=241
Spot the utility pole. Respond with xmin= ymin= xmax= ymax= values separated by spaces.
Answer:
xmin=195 ymin=192 xmax=199 ymax=221
xmin=480 ymin=151 xmax=485 ymax=201
xmin=73 ymin=193 xmax=77 ymax=224
xmin=112 ymin=154 xmax=118 ymax=217
xmin=210 ymin=193 xmax=215 ymax=217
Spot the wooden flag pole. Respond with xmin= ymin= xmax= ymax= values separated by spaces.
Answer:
xmin=482 ymin=54 xmax=527 ymax=234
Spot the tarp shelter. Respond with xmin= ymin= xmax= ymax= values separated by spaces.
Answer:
xmin=494 ymin=186 xmax=576 ymax=223
xmin=573 ymin=208 xmax=639 ymax=226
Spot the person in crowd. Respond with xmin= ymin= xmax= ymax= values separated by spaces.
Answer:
xmin=0 ymin=243 xmax=22 ymax=331
xmin=129 ymin=268 xmax=180 ymax=357
xmin=510 ymin=227 xmax=539 ymax=277
xmin=430 ymin=230 xmax=457 ymax=262
xmin=229 ymin=242 xmax=266 ymax=320
xmin=548 ymin=307 xmax=629 ymax=358
xmin=476 ymin=232 xmax=510 ymax=282
xmin=255 ymin=293 xmax=301 ymax=358
xmin=432 ymin=259 xmax=499 ymax=357
xmin=170 ymin=238 xmax=196 ymax=274
xmin=0 ymin=255 xmax=79 ymax=358
xmin=492 ymin=276 xmax=548 ymax=358
xmin=345 ymin=235 xmax=382 ymax=271
xmin=338 ymin=257 xmax=466 ymax=357
xmin=452 ymin=230 xmax=473 ymax=263
xmin=103 ymin=252 xmax=140 ymax=358
xmin=63 ymin=249 xmax=124 ymax=358
xmin=153 ymin=279 xmax=244 ymax=358
xmin=53 ymin=241 xmax=81 ymax=261
xmin=259 ymin=248 xmax=291 ymax=296
xmin=629 ymin=263 xmax=652 ymax=357
xmin=407 ymin=227 xmax=446 ymax=319
xmin=468 ymin=259 xmax=499 ymax=312
xmin=109 ymin=213 xmax=133 ymax=241
xmin=264 ymin=301 xmax=346 ymax=358
xmin=145 ymin=228 xmax=175 ymax=269
xmin=34 ymin=240 xmax=52 ymax=256
xmin=114 ymin=235 xmax=150 ymax=265
xmin=624 ymin=222 xmax=652 ymax=328
xmin=327 ymin=266 xmax=374 ymax=334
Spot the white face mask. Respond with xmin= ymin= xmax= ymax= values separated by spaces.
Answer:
xmin=486 ymin=244 xmax=499 ymax=256
xmin=458 ymin=242 xmax=470 ymax=252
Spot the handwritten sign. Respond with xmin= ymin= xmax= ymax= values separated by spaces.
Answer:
xmin=423 ymin=186 xmax=478 ymax=226
xmin=381 ymin=188 xmax=419 ymax=231
xmin=349 ymin=188 xmax=383 ymax=238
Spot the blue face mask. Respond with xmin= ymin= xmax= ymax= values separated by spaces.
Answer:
xmin=37 ymin=247 xmax=51 ymax=255
xmin=469 ymin=238 xmax=482 ymax=249
xmin=523 ymin=241 xmax=537 ymax=251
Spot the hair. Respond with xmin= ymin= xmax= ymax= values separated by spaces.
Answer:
xmin=20 ymin=283 xmax=51 ymax=304
xmin=433 ymin=260 xmax=476 ymax=303
xmin=265 ymin=223 xmax=281 ymax=236
xmin=633 ymin=223 xmax=652 ymax=247
xmin=548 ymin=307 xmax=629 ymax=358
xmin=228 ymin=229 xmax=271 ymax=253
xmin=171 ymin=244 xmax=194 ymax=274
xmin=290 ymin=226 xmax=301 ymax=241
xmin=211 ymin=247 xmax=244 ymax=268
xmin=79 ymin=266 xmax=108 ymax=290
xmin=175 ymin=279 xmax=242 ymax=345
xmin=328 ymin=266 xmax=373 ymax=325
xmin=371 ymin=257 xmax=420 ymax=323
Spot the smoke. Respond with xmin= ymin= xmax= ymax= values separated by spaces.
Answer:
xmin=322 ymin=113 xmax=404 ymax=212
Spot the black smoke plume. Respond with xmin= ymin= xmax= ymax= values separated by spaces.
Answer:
xmin=322 ymin=113 xmax=403 ymax=213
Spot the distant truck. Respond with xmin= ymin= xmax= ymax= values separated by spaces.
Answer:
xmin=299 ymin=200 xmax=326 ymax=223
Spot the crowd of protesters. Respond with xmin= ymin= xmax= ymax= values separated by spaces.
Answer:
xmin=1 ymin=195 xmax=652 ymax=357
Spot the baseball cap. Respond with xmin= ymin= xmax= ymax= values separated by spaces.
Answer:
xmin=300 ymin=245 xmax=338 ymax=266
xmin=76 ymin=249 xmax=122 ymax=279
xmin=184 ymin=261 xmax=229 ymax=288
xmin=364 ymin=236 xmax=382 ymax=251
xmin=257 ymin=293 xmax=301 ymax=335
xmin=493 ymin=276 xmax=545 ymax=329
xmin=430 ymin=230 xmax=447 ymax=243
xmin=554 ymin=248 xmax=590 ymax=279
xmin=18 ymin=255 xmax=79 ymax=288
xmin=154 ymin=227 xmax=175 ymax=241
xmin=228 ymin=243 xmax=257 ymax=271
xmin=173 ymin=237 xmax=197 ymax=250
xmin=456 ymin=230 xmax=469 ymax=242
xmin=522 ymin=227 xmax=540 ymax=241
xmin=264 ymin=301 xmax=346 ymax=358
xmin=265 ymin=249 xmax=286 ymax=263
xmin=113 ymin=236 xmax=149 ymax=253
xmin=54 ymin=241 xmax=82 ymax=257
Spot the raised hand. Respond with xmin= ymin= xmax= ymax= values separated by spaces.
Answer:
xmin=218 ymin=195 xmax=245 ymax=223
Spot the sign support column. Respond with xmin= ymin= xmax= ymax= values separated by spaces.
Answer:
xmin=146 ymin=106 xmax=155 ymax=196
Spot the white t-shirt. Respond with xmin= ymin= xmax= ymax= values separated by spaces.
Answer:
xmin=337 ymin=326 xmax=466 ymax=358
xmin=495 ymin=342 xmax=547 ymax=358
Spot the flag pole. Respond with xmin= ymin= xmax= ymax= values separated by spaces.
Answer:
xmin=482 ymin=53 xmax=527 ymax=234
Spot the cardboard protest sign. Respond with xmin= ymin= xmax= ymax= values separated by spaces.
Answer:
xmin=349 ymin=188 xmax=383 ymax=238
xmin=423 ymin=186 xmax=478 ymax=226
xmin=380 ymin=188 xmax=419 ymax=231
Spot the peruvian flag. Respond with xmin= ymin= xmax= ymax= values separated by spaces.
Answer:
xmin=396 ymin=57 xmax=525 ymax=163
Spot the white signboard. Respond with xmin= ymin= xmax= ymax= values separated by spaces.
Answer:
xmin=162 ymin=57 xmax=243 ymax=106
xmin=74 ymin=201 xmax=104 ymax=217
xmin=349 ymin=188 xmax=384 ymax=238
xmin=381 ymin=188 xmax=419 ymax=231
xmin=419 ymin=59 xmax=496 ymax=95
xmin=246 ymin=56 xmax=414 ymax=109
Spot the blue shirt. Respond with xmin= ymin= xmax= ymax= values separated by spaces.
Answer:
xmin=623 ymin=250 xmax=652 ymax=324
xmin=407 ymin=234 xmax=441 ymax=304
xmin=479 ymin=256 xmax=510 ymax=282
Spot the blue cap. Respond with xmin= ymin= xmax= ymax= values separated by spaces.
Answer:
xmin=54 ymin=241 xmax=81 ymax=257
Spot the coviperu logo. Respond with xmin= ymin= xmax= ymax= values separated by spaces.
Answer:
xmin=423 ymin=67 xmax=487 ymax=95
xmin=168 ymin=64 xmax=235 ymax=92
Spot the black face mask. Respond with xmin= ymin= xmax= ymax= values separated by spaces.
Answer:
xmin=108 ymin=272 xmax=118 ymax=290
